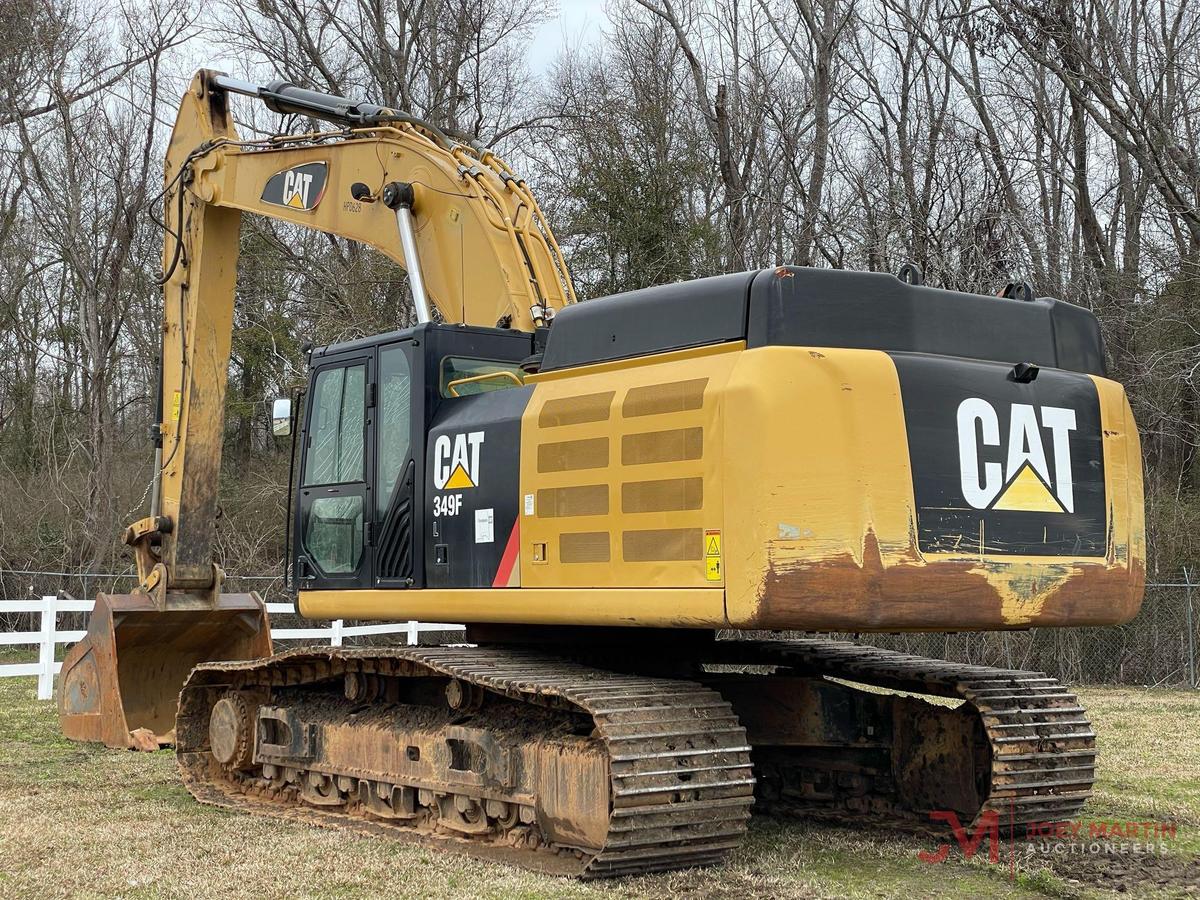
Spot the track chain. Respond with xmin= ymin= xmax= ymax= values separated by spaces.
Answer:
xmin=177 ymin=645 xmax=756 ymax=877
xmin=714 ymin=639 xmax=1096 ymax=828
xmin=177 ymin=638 xmax=1093 ymax=877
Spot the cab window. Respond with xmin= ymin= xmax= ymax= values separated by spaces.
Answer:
xmin=301 ymin=362 xmax=367 ymax=577
xmin=303 ymin=364 xmax=366 ymax=485
xmin=440 ymin=357 xmax=523 ymax=398
xmin=305 ymin=497 xmax=363 ymax=574
xmin=377 ymin=346 xmax=413 ymax=517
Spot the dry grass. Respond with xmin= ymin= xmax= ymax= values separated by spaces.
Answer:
xmin=1080 ymin=687 xmax=1200 ymax=830
xmin=0 ymin=677 xmax=1196 ymax=899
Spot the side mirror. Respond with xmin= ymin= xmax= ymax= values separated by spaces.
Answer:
xmin=272 ymin=397 xmax=292 ymax=436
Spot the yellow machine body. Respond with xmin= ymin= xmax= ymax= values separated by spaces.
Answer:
xmin=299 ymin=340 xmax=1144 ymax=631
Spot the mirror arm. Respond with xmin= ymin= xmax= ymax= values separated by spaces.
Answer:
xmin=283 ymin=387 xmax=304 ymax=593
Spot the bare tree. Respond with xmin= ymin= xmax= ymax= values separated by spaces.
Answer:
xmin=0 ymin=0 xmax=191 ymax=569
xmin=211 ymin=0 xmax=546 ymax=144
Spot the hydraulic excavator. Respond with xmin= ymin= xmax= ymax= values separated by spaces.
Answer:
xmin=59 ymin=71 xmax=1145 ymax=877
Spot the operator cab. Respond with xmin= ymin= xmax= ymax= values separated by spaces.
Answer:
xmin=291 ymin=324 xmax=534 ymax=592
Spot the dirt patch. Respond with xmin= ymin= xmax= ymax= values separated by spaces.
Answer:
xmin=1036 ymin=849 xmax=1200 ymax=895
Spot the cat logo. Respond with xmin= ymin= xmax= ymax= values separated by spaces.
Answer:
xmin=434 ymin=431 xmax=485 ymax=490
xmin=957 ymin=398 xmax=1076 ymax=513
xmin=260 ymin=161 xmax=328 ymax=211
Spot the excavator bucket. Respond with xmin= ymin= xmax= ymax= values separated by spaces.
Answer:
xmin=58 ymin=592 xmax=271 ymax=750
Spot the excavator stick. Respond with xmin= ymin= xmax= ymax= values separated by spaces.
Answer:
xmin=58 ymin=592 xmax=271 ymax=750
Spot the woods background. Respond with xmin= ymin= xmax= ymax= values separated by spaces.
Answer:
xmin=0 ymin=0 xmax=1197 ymax=679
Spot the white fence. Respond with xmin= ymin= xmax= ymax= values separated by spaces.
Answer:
xmin=0 ymin=596 xmax=464 ymax=700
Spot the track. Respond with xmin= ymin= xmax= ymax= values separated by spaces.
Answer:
xmin=175 ymin=639 xmax=1094 ymax=877
xmin=176 ymin=646 xmax=756 ymax=877
xmin=713 ymin=639 xmax=1096 ymax=830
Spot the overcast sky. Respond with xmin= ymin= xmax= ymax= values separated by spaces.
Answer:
xmin=195 ymin=0 xmax=610 ymax=89
xmin=527 ymin=0 xmax=610 ymax=74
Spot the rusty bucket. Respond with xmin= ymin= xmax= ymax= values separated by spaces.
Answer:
xmin=58 ymin=592 xmax=271 ymax=750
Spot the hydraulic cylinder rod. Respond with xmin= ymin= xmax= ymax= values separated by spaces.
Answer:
xmin=383 ymin=181 xmax=433 ymax=323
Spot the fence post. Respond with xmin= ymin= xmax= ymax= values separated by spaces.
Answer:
xmin=1185 ymin=567 xmax=1196 ymax=690
xmin=407 ymin=620 xmax=418 ymax=646
xmin=38 ymin=595 xmax=57 ymax=700
xmin=331 ymin=619 xmax=343 ymax=647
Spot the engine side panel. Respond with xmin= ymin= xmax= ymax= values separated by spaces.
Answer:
xmin=517 ymin=343 xmax=737 ymax=591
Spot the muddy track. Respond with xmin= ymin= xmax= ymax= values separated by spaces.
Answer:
xmin=175 ymin=638 xmax=1095 ymax=879
xmin=176 ymin=645 xmax=756 ymax=878
xmin=716 ymin=639 xmax=1097 ymax=830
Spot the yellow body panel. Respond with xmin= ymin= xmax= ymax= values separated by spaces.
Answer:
xmin=299 ymin=588 xmax=725 ymax=628
xmin=721 ymin=347 xmax=1144 ymax=630
xmin=721 ymin=346 xmax=914 ymax=626
xmin=518 ymin=342 xmax=738 ymax=590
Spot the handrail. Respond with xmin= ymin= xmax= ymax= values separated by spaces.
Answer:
xmin=446 ymin=370 xmax=524 ymax=397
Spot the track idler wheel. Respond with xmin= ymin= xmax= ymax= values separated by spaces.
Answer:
xmin=209 ymin=693 xmax=255 ymax=771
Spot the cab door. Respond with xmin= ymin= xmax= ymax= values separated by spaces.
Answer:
xmin=373 ymin=340 xmax=422 ymax=587
xmin=296 ymin=357 xmax=372 ymax=589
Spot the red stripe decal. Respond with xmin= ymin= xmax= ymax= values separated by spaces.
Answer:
xmin=492 ymin=520 xmax=520 ymax=587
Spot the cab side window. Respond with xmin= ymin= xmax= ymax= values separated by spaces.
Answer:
xmin=304 ymin=365 xmax=366 ymax=485
xmin=302 ymin=364 xmax=366 ymax=575
xmin=440 ymin=356 xmax=523 ymax=398
xmin=376 ymin=347 xmax=413 ymax=517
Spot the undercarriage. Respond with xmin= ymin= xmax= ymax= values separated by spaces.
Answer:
xmin=176 ymin=639 xmax=1095 ymax=878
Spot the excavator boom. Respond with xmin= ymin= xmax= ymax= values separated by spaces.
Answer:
xmin=59 ymin=70 xmax=573 ymax=748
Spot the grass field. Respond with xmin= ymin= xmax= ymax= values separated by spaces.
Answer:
xmin=1 ymin=677 xmax=1197 ymax=899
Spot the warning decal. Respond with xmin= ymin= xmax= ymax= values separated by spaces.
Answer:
xmin=705 ymin=530 xmax=722 ymax=582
